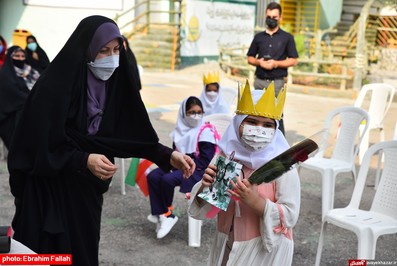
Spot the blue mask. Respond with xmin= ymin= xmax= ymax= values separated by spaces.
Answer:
xmin=0 ymin=45 xmax=3 ymax=54
xmin=27 ymin=42 xmax=38 ymax=52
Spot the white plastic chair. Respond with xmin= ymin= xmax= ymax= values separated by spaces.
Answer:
xmin=188 ymin=113 xmax=233 ymax=247
xmin=203 ymin=113 xmax=233 ymax=136
xmin=220 ymin=87 xmax=237 ymax=113
xmin=315 ymin=140 xmax=397 ymax=265
xmin=299 ymin=106 xmax=370 ymax=219
xmin=374 ymin=121 xmax=397 ymax=190
xmin=354 ymin=83 xmax=395 ymax=163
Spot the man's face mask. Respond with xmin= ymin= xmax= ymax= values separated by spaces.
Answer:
xmin=266 ymin=17 xmax=278 ymax=29
xmin=240 ymin=125 xmax=275 ymax=151
xmin=87 ymin=55 xmax=119 ymax=81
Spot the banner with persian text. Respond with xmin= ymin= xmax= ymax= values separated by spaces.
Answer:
xmin=181 ymin=0 xmax=255 ymax=57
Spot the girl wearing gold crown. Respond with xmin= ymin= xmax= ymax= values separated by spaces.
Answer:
xmin=199 ymin=72 xmax=231 ymax=116
xmin=188 ymin=82 xmax=300 ymax=265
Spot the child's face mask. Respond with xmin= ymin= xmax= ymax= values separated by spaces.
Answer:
xmin=206 ymin=91 xmax=218 ymax=102
xmin=186 ymin=114 xmax=202 ymax=128
xmin=240 ymin=125 xmax=275 ymax=151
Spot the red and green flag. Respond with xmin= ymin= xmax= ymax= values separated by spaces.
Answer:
xmin=125 ymin=158 xmax=154 ymax=197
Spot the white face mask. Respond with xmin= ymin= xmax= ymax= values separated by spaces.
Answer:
xmin=240 ymin=125 xmax=275 ymax=151
xmin=185 ymin=114 xmax=202 ymax=128
xmin=87 ymin=55 xmax=119 ymax=81
xmin=206 ymin=91 xmax=218 ymax=102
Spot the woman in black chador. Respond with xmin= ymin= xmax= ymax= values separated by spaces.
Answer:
xmin=25 ymin=35 xmax=50 ymax=73
xmin=0 ymin=46 xmax=40 ymax=149
xmin=7 ymin=15 xmax=194 ymax=266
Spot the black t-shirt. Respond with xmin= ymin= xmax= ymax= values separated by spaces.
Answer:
xmin=247 ymin=28 xmax=298 ymax=79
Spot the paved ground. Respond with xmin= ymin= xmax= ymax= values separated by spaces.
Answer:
xmin=1 ymin=62 xmax=396 ymax=265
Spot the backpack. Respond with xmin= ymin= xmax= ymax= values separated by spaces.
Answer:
xmin=194 ymin=122 xmax=221 ymax=157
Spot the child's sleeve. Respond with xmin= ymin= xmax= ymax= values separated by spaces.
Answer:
xmin=260 ymin=168 xmax=301 ymax=252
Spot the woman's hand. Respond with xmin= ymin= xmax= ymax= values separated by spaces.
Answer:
xmin=228 ymin=177 xmax=265 ymax=216
xmin=87 ymin=154 xmax=118 ymax=181
xmin=170 ymin=151 xmax=196 ymax=178
xmin=32 ymin=52 xmax=39 ymax=61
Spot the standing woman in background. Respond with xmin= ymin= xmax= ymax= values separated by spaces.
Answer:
xmin=0 ymin=35 xmax=7 ymax=69
xmin=25 ymin=35 xmax=50 ymax=73
xmin=0 ymin=46 xmax=40 ymax=149
xmin=7 ymin=16 xmax=194 ymax=266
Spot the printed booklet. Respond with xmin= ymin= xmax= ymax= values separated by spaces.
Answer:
xmin=198 ymin=155 xmax=242 ymax=211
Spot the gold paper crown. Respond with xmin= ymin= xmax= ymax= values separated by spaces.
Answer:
xmin=236 ymin=80 xmax=287 ymax=120
xmin=203 ymin=72 xmax=220 ymax=85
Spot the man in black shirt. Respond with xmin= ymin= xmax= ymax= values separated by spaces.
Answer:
xmin=247 ymin=2 xmax=298 ymax=134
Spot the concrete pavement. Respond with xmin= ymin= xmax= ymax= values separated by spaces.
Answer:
xmin=1 ymin=62 xmax=396 ymax=265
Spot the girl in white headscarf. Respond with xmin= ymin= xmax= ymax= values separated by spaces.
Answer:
xmin=189 ymin=89 xmax=301 ymax=266
xmin=147 ymin=96 xmax=220 ymax=239
xmin=199 ymin=81 xmax=231 ymax=116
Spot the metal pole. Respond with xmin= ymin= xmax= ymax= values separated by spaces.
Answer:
xmin=353 ymin=0 xmax=375 ymax=93
xmin=146 ymin=0 xmax=150 ymax=33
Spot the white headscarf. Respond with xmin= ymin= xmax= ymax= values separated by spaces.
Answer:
xmin=170 ymin=97 xmax=205 ymax=154
xmin=218 ymin=90 xmax=290 ymax=169
xmin=199 ymin=84 xmax=230 ymax=116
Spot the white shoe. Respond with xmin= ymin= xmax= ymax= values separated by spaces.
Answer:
xmin=147 ymin=214 xmax=161 ymax=233
xmin=147 ymin=214 xmax=159 ymax=223
xmin=157 ymin=216 xmax=178 ymax=239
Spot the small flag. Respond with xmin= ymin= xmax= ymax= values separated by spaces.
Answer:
xmin=125 ymin=158 xmax=154 ymax=197
xmin=125 ymin=157 xmax=140 ymax=186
